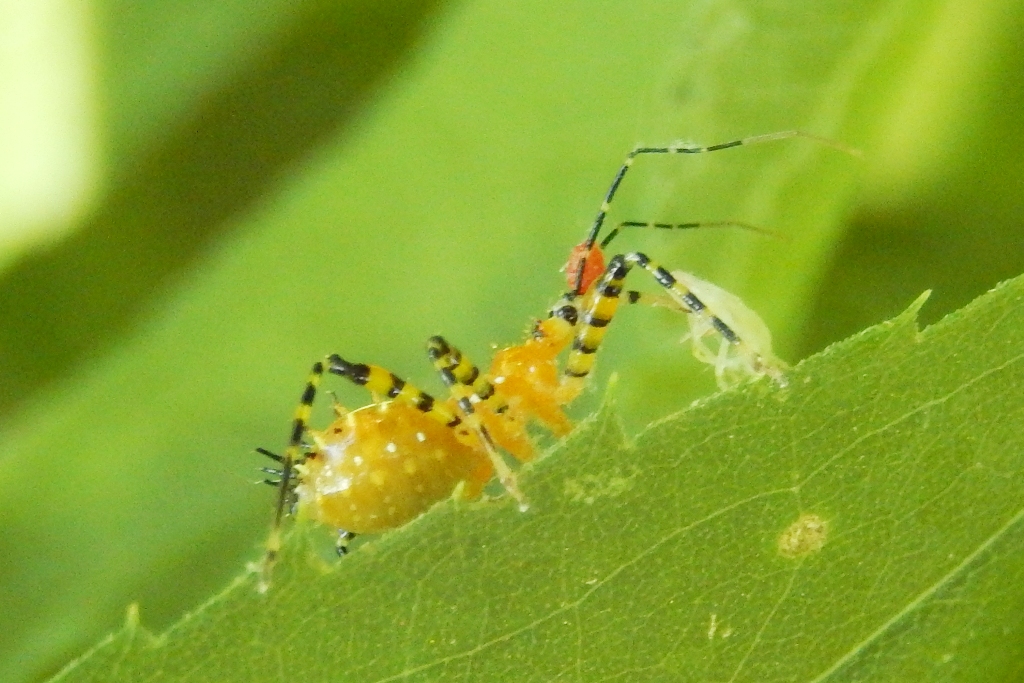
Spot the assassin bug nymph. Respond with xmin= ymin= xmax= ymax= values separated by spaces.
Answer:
xmin=256 ymin=130 xmax=858 ymax=589
xmin=256 ymin=330 xmax=574 ymax=591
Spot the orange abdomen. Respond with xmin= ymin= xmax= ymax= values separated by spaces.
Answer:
xmin=296 ymin=402 xmax=492 ymax=534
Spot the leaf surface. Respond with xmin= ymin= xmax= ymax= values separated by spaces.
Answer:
xmin=53 ymin=277 xmax=1024 ymax=682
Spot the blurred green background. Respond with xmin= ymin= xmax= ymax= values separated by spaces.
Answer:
xmin=1 ymin=0 xmax=1022 ymax=681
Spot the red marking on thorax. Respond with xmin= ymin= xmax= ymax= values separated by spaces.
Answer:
xmin=564 ymin=242 xmax=606 ymax=294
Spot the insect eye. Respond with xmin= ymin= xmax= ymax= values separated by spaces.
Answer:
xmin=554 ymin=304 xmax=578 ymax=326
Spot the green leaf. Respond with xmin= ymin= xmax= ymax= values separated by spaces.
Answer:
xmin=51 ymin=276 xmax=1024 ymax=682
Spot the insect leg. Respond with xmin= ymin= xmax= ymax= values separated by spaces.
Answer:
xmin=329 ymin=354 xmax=527 ymax=509
xmin=258 ymin=360 xmax=325 ymax=592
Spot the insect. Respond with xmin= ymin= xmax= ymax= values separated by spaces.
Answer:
xmin=256 ymin=331 xmax=574 ymax=591
xmin=256 ymin=130 xmax=857 ymax=589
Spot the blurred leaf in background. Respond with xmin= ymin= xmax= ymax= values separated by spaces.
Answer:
xmin=801 ymin=0 xmax=1024 ymax=351
xmin=0 ymin=0 xmax=1022 ymax=681
xmin=0 ymin=0 xmax=98 ymax=263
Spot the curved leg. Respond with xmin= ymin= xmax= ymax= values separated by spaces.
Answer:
xmin=562 ymin=251 xmax=786 ymax=398
xmin=427 ymin=335 xmax=538 ymax=462
xmin=258 ymin=360 xmax=326 ymax=592
xmin=426 ymin=335 xmax=508 ymax=414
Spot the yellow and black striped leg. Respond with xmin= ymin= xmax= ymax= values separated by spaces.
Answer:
xmin=619 ymin=289 xmax=725 ymax=374
xmin=258 ymin=360 xmax=325 ymax=592
xmin=616 ymin=252 xmax=748 ymax=361
xmin=424 ymin=338 xmax=530 ymax=505
xmin=562 ymin=251 xmax=786 ymax=394
xmin=423 ymin=337 xmax=510 ymax=461
xmin=605 ymin=287 xmax=714 ymax=356
xmin=626 ymin=253 xmax=785 ymax=383
xmin=326 ymin=354 xmax=461 ymax=429
xmin=563 ymin=253 xmax=715 ymax=392
xmin=560 ymin=260 xmax=628 ymax=401
xmin=426 ymin=335 xmax=506 ymax=414
xmin=427 ymin=335 xmax=538 ymax=462
xmin=327 ymin=354 xmax=527 ymax=509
